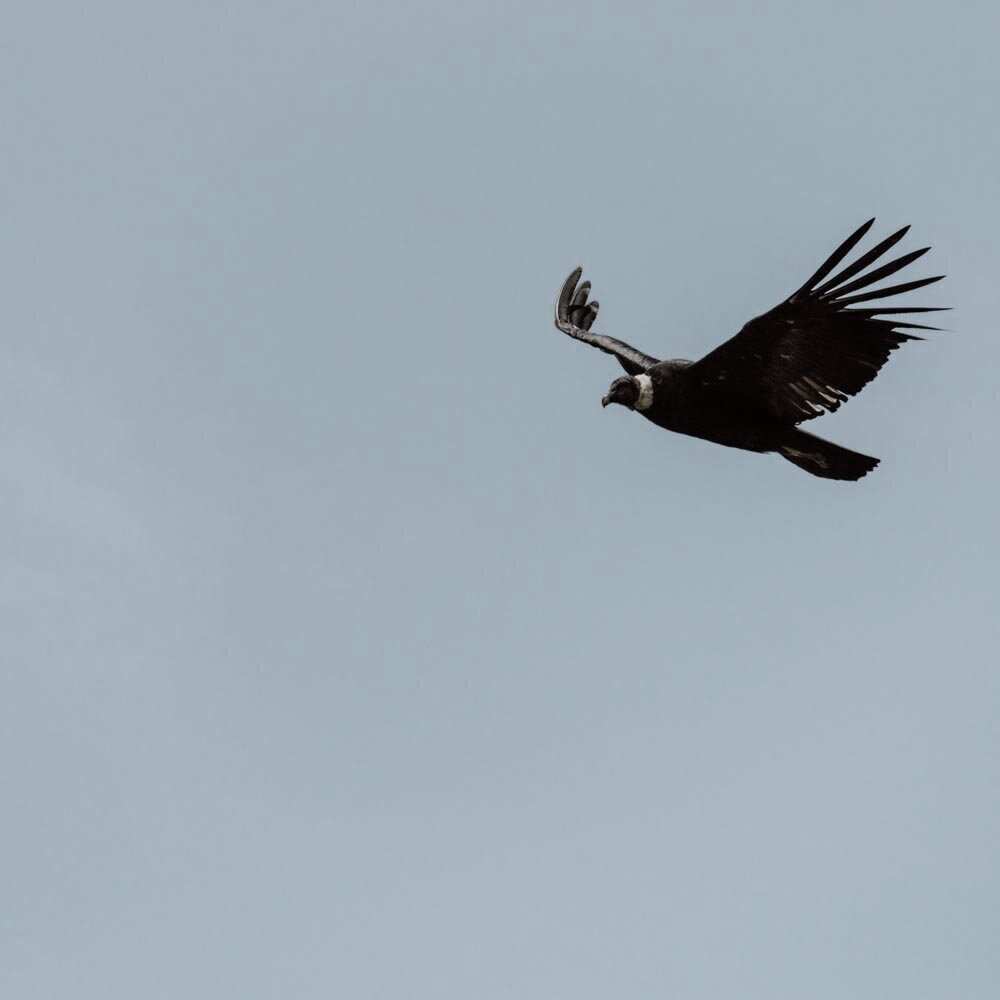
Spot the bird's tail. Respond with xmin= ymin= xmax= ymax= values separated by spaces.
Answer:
xmin=778 ymin=429 xmax=879 ymax=481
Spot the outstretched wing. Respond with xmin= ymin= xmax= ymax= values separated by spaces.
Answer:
xmin=554 ymin=267 xmax=660 ymax=376
xmin=684 ymin=220 xmax=946 ymax=422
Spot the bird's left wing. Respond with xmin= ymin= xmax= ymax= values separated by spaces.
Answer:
xmin=554 ymin=268 xmax=660 ymax=376
xmin=683 ymin=220 xmax=946 ymax=422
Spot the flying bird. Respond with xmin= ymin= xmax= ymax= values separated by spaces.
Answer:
xmin=554 ymin=219 xmax=945 ymax=480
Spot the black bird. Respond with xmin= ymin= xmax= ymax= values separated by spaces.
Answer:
xmin=554 ymin=219 xmax=945 ymax=480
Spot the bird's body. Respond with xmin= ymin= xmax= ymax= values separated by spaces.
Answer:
xmin=628 ymin=360 xmax=874 ymax=477
xmin=554 ymin=220 xmax=945 ymax=481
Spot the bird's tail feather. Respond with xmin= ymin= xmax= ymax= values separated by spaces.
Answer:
xmin=779 ymin=430 xmax=879 ymax=481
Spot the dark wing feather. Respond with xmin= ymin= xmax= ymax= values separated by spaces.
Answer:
xmin=554 ymin=268 xmax=660 ymax=376
xmin=793 ymin=218 xmax=875 ymax=293
xmin=684 ymin=222 xmax=946 ymax=423
xmin=812 ymin=225 xmax=910 ymax=295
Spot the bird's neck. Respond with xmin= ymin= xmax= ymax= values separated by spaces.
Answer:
xmin=635 ymin=374 xmax=654 ymax=411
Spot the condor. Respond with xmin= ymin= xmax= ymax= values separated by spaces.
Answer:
xmin=554 ymin=220 xmax=945 ymax=481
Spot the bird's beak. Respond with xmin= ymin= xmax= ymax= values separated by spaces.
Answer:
xmin=601 ymin=394 xmax=612 ymax=408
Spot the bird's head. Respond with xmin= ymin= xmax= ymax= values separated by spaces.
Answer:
xmin=602 ymin=375 xmax=642 ymax=410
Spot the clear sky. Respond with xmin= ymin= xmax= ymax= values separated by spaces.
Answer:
xmin=2 ymin=2 xmax=998 ymax=998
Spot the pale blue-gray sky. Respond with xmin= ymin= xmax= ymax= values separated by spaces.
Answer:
xmin=2 ymin=2 xmax=999 ymax=997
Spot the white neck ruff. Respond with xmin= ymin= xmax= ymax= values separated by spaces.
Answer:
xmin=634 ymin=374 xmax=654 ymax=411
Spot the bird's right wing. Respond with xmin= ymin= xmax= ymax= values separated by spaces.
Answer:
xmin=682 ymin=220 xmax=945 ymax=422
xmin=554 ymin=268 xmax=660 ymax=376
